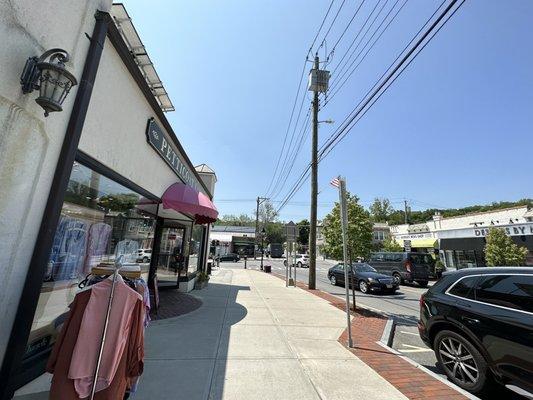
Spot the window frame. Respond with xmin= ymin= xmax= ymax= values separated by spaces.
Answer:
xmin=445 ymin=273 xmax=533 ymax=316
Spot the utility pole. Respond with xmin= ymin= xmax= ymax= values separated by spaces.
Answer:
xmin=404 ymin=200 xmax=409 ymax=224
xmin=309 ymin=55 xmax=320 ymax=290
xmin=255 ymin=197 xmax=268 ymax=260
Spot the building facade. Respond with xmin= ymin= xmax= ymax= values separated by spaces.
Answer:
xmin=210 ymin=225 xmax=256 ymax=256
xmin=0 ymin=3 xmax=217 ymax=398
xmin=390 ymin=206 xmax=533 ymax=270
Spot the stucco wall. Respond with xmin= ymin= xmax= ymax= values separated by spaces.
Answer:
xmin=0 ymin=0 xmax=112 ymax=365
xmin=79 ymin=38 xmax=206 ymax=198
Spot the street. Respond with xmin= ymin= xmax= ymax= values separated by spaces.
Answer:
xmin=227 ymin=257 xmax=522 ymax=400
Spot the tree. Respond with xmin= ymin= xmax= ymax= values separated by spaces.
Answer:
xmin=322 ymin=193 xmax=373 ymax=261
xmin=217 ymin=214 xmax=255 ymax=226
xmin=381 ymin=236 xmax=403 ymax=252
xmin=257 ymin=200 xmax=278 ymax=225
xmin=485 ymin=228 xmax=528 ymax=266
xmin=297 ymin=219 xmax=310 ymax=247
xmin=370 ymin=198 xmax=394 ymax=222
xmin=265 ymin=222 xmax=286 ymax=244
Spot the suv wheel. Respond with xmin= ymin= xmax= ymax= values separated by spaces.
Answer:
xmin=297 ymin=261 xmax=302 ymax=268
xmin=329 ymin=275 xmax=337 ymax=286
xmin=393 ymin=272 xmax=403 ymax=285
xmin=142 ymin=256 xmax=149 ymax=263
xmin=434 ymin=330 xmax=488 ymax=393
xmin=359 ymin=280 xmax=369 ymax=294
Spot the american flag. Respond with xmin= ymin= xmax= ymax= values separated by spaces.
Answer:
xmin=330 ymin=177 xmax=340 ymax=188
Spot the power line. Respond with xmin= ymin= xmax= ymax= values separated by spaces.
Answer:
xmin=265 ymin=0 xmax=337 ymax=198
xmin=329 ymin=0 xmax=391 ymax=87
xmin=277 ymin=0 xmax=464 ymax=214
xmin=317 ymin=0 xmax=348 ymax=52
xmin=326 ymin=0 xmax=367 ymax=61
xmin=308 ymin=0 xmax=336 ymax=56
xmin=263 ymin=58 xmax=308 ymax=197
xmin=326 ymin=0 xmax=406 ymax=101
xmin=320 ymin=0 xmax=462 ymax=157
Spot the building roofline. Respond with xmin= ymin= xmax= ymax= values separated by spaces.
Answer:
xmin=106 ymin=7 xmax=213 ymax=199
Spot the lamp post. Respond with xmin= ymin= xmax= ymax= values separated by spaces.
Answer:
xmin=260 ymin=227 xmax=266 ymax=270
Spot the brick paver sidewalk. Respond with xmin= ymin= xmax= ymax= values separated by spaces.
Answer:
xmin=271 ymin=272 xmax=472 ymax=400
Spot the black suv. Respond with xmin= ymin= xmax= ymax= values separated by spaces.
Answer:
xmin=367 ymin=252 xmax=432 ymax=287
xmin=418 ymin=267 xmax=533 ymax=397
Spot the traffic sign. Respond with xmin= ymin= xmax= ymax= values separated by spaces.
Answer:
xmin=285 ymin=221 xmax=297 ymax=242
xmin=404 ymin=240 xmax=411 ymax=252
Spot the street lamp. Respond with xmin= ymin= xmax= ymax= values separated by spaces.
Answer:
xmin=260 ymin=227 xmax=266 ymax=271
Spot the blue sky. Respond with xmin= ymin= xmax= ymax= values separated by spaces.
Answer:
xmin=122 ymin=0 xmax=533 ymax=222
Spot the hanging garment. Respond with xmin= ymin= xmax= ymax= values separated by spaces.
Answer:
xmin=84 ymin=222 xmax=112 ymax=273
xmin=115 ymin=239 xmax=140 ymax=263
xmin=68 ymin=277 xmax=143 ymax=398
xmin=46 ymin=289 xmax=144 ymax=400
xmin=52 ymin=218 xmax=89 ymax=281
xmin=134 ymin=279 xmax=151 ymax=327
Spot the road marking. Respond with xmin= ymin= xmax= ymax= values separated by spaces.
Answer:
xmin=399 ymin=331 xmax=420 ymax=336
xmin=399 ymin=344 xmax=433 ymax=353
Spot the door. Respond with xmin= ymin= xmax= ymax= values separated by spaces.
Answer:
xmin=155 ymin=222 xmax=187 ymax=288
xmin=471 ymin=274 xmax=533 ymax=391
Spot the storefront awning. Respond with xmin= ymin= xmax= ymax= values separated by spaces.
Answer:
xmin=162 ymin=183 xmax=218 ymax=224
xmin=410 ymin=238 xmax=437 ymax=248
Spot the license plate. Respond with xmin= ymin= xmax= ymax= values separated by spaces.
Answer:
xmin=386 ymin=284 xmax=392 ymax=288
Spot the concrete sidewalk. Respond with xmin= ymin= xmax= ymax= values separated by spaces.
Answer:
xmin=136 ymin=268 xmax=406 ymax=400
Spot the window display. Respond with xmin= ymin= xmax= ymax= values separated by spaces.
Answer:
xmin=23 ymin=162 xmax=156 ymax=368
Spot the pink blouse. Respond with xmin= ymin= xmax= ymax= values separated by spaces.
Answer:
xmin=68 ymin=277 xmax=142 ymax=398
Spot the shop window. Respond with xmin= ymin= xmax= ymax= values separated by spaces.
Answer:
xmin=189 ymin=225 xmax=205 ymax=273
xmin=23 ymin=161 xmax=156 ymax=369
xmin=455 ymin=250 xmax=477 ymax=269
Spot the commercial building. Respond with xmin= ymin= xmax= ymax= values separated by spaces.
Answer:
xmin=0 ymin=2 xmax=217 ymax=398
xmin=210 ymin=225 xmax=256 ymax=256
xmin=390 ymin=206 xmax=533 ymax=269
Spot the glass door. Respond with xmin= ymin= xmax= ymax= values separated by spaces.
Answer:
xmin=155 ymin=222 xmax=186 ymax=288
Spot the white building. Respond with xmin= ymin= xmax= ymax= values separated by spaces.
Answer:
xmin=390 ymin=206 xmax=533 ymax=269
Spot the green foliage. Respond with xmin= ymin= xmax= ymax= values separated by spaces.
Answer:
xmin=484 ymin=228 xmax=528 ymax=266
xmin=98 ymin=193 xmax=140 ymax=213
xmin=196 ymin=271 xmax=210 ymax=282
xmin=385 ymin=199 xmax=533 ymax=225
xmin=322 ymin=193 xmax=373 ymax=261
xmin=370 ymin=198 xmax=394 ymax=222
xmin=216 ymin=214 xmax=255 ymax=226
xmin=435 ymin=260 xmax=445 ymax=271
xmin=265 ymin=222 xmax=286 ymax=244
xmin=297 ymin=219 xmax=310 ymax=246
xmin=258 ymin=200 xmax=278 ymax=224
xmin=381 ymin=236 xmax=403 ymax=252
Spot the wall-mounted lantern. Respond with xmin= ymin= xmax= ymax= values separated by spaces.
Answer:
xmin=20 ymin=48 xmax=77 ymax=117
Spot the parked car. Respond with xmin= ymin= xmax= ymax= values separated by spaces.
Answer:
xmin=294 ymin=254 xmax=309 ymax=268
xmin=418 ymin=267 xmax=533 ymax=397
xmin=216 ymin=253 xmax=240 ymax=262
xmin=136 ymin=248 xmax=152 ymax=263
xmin=327 ymin=263 xmax=399 ymax=294
xmin=367 ymin=251 xmax=431 ymax=287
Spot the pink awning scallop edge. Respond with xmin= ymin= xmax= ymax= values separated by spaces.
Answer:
xmin=161 ymin=182 xmax=218 ymax=224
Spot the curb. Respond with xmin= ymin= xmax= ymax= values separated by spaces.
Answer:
xmin=376 ymin=321 xmax=482 ymax=400
xmin=379 ymin=317 xmax=395 ymax=347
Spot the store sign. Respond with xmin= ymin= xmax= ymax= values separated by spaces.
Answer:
xmin=146 ymin=118 xmax=200 ymax=191
xmin=474 ymin=225 xmax=533 ymax=237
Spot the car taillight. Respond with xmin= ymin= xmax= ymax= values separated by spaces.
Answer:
xmin=405 ymin=260 xmax=412 ymax=272
xmin=419 ymin=294 xmax=425 ymax=310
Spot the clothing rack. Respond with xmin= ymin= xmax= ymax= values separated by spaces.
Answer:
xmin=89 ymin=256 xmax=126 ymax=400
xmin=91 ymin=265 xmax=141 ymax=279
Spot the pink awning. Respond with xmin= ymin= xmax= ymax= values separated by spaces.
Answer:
xmin=161 ymin=183 xmax=218 ymax=224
